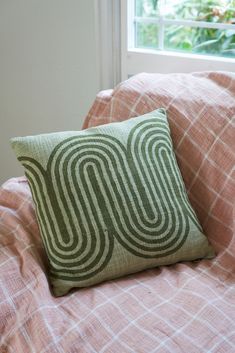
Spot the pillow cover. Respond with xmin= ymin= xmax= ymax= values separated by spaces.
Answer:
xmin=11 ymin=109 xmax=214 ymax=296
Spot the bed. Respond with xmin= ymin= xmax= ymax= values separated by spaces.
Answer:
xmin=0 ymin=71 xmax=235 ymax=353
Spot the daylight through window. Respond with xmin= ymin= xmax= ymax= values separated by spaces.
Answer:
xmin=132 ymin=0 xmax=235 ymax=58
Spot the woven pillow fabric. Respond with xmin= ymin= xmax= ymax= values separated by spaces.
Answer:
xmin=11 ymin=109 xmax=214 ymax=296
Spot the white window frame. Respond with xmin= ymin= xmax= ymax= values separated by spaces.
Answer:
xmin=94 ymin=0 xmax=121 ymax=90
xmin=121 ymin=0 xmax=235 ymax=80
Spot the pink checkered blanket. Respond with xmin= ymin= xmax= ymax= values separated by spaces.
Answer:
xmin=0 ymin=71 xmax=235 ymax=353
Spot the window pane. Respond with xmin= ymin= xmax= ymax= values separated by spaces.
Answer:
xmin=135 ymin=0 xmax=159 ymax=17
xmin=163 ymin=0 xmax=235 ymax=23
xmin=136 ymin=22 xmax=159 ymax=48
xmin=164 ymin=25 xmax=235 ymax=57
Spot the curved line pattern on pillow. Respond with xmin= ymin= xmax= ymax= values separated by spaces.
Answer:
xmin=17 ymin=115 xmax=201 ymax=282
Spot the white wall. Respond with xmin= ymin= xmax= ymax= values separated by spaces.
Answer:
xmin=0 ymin=0 xmax=100 ymax=185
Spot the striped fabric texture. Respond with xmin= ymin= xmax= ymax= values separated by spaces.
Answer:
xmin=11 ymin=109 xmax=213 ymax=296
xmin=0 ymin=71 xmax=234 ymax=352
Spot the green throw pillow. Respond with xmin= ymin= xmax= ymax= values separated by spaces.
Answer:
xmin=11 ymin=109 xmax=214 ymax=296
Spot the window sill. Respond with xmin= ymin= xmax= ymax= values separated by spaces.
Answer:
xmin=122 ymin=48 xmax=235 ymax=79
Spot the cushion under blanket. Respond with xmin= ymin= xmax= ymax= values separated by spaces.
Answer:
xmin=0 ymin=71 xmax=234 ymax=352
xmin=83 ymin=71 xmax=235 ymax=256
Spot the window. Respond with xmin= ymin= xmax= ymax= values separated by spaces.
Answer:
xmin=121 ymin=0 xmax=235 ymax=79
xmin=134 ymin=0 xmax=235 ymax=57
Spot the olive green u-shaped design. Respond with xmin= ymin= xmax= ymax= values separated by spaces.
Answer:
xmin=19 ymin=116 xmax=201 ymax=282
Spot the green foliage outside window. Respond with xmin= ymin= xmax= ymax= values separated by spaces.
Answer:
xmin=135 ymin=0 xmax=235 ymax=57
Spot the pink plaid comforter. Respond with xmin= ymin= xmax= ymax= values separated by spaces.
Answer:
xmin=0 ymin=71 xmax=235 ymax=353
